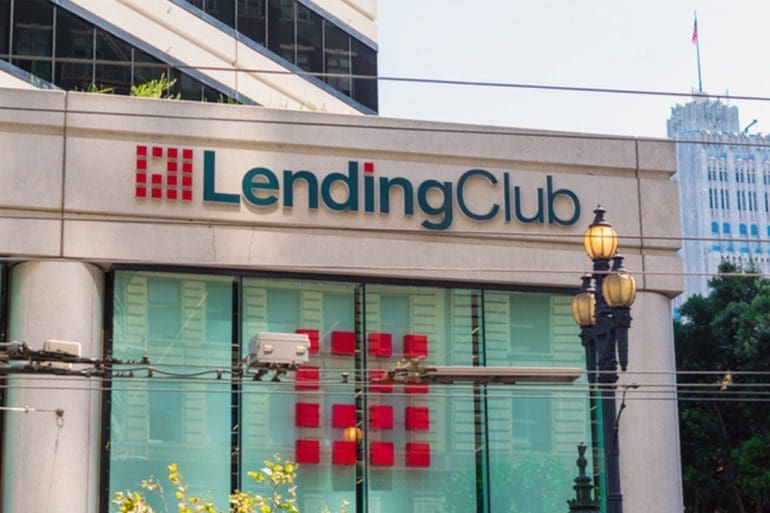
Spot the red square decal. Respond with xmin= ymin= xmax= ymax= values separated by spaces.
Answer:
xmin=136 ymin=159 xmax=147 ymax=170
xmin=331 ymin=331 xmax=356 ymax=355
xmin=151 ymin=188 xmax=162 ymax=199
xmin=295 ymin=403 xmax=320 ymax=427
xmin=182 ymin=190 xmax=192 ymax=201
xmin=135 ymin=187 xmax=146 ymax=198
xmin=136 ymin=145 xmax=147 ymax=157
xmin=332 ymin=404 xmax=357 ymax=428
xmin=296 ymin=440 xmax=320 ymax=464
xmin=136 ymin=173 xmax=147 ymax=184
xmin=167 ymin=161 xmax=178 ymax=172
xmin=405 ymin=406 xmax=430 ymax=431
xmin=369 ymin=442 xmax=394 ymax=466
xmin=295 ymin=366 xmax=320 ymax=390
xmin=152 ymin=146 xmax=163 ymax=158
xmin=183 ymin=148 xmax=193 ymax=160
xmin=363 ymin=162 xmax=374 ymax=173
xmin=167 ymin=189 xmax=177 ymax=200
xmin=182 ymin=162 xmax=193 ymax=173
xmin=296 ymin=329 xmax=320 ymax=354
xmin=332 ymin=441 xmax=357 ymax=465
xmin=369 ymin=370 xmax=393 ymax=393
xmin=404 ymin=334 xmax=428 ymax=358
xmin=405 ymin=382 xmax=429 ymax=394
xmin=368 ymin=332 xmax=392 ymax=357
xmin=167 ymin=175 xmax=177 ymax=186
xmin=151 ymin=174 xmax=162 ymax=184
xmin=182 ymin=176 xmax=193 ymax=187
xmin=406 ymin=443 xmax=430 ymax=467
xmin=167 ymin=148 xmax=178 ymax=159
xmin=369 ymin=405 xmax=393 ymax=430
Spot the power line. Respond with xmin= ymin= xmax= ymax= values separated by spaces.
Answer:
xmin=17 ymin=54 xmax=770 ymax=106
xmin=3 ymin=100 xmax=770 ymax=150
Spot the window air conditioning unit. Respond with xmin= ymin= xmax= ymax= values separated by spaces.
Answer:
xmin=42 ymin=339 xmax=82 ymax=370
xmin=248 ymin=332 xmax=310 ymax=368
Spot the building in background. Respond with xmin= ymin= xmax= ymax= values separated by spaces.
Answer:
xmin=668 ymin=97 xmax=770 ymax=311
xmin=0 ymin=88 xmax=684 ymax=513
xmin=0 ymin=0 xmax=377 ymax=113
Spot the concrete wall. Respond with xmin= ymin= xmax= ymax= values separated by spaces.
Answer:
xmin=2 ymin=261 xmax=104 ymax=513
xmin=0 ymin=88 xmax=684 ymax=513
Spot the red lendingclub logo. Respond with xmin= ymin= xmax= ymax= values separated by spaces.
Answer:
xmin=135 ymin=145 xmax=193 ymax=201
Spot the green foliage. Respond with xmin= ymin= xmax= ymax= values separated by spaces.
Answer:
xmin=112 ymin=456 xmax=349 ymax=513
xmin=130 ymin=75 xmax=180 ymax=99
xmin=675 ymin=261 xmax=770 ymax=513
xmin=73 ymin=83 xmax=115 ymax=94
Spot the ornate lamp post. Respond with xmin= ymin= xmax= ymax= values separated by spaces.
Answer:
xmin=571 ymin=206 xmax=636 ymax=513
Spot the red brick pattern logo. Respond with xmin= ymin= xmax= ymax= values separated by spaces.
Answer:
xmin=294 ymin=330 xmax=432 ymax=468
xmin=135 ymin=145 xmax=193 ymax=201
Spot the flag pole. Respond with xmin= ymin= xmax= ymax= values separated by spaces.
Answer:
xmin=694 ymin=12 xmax=703 ymax=92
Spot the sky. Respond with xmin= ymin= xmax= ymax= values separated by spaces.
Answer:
xmin=377 ymin=1 xmax=770 ymax=139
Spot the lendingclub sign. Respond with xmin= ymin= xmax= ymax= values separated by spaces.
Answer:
xmin=134 ymin=145 xmax=581 ymax=231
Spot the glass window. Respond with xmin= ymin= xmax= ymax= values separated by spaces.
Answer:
xmin=710 ymin=222 xmax=718 ymax=234
xmin=267 ymin=0 xmax=295 ymax=63
xmin=110 ymin=271 xmax=234 ymax=512
xmin=133 ymin=48 xmax=169 ymax=87
xmin=324 ymin=22 xmax=351 ymax=96
xmin=205 ymin=0 xmax=235 ymax=28
xmin=171 ymin=69 xmax=205 ymax=101
xmin=241 ymin=277 xmax=357 ymax=512
xmin=55 ymin=8 xmax=93 ymax=90
xmin=750 ymin=224 xmax=758 ymax=237
xmin=94 ymin=29 xmax=131 ymax=93
xmin=12 ymin=0 xmax=54 ymax=81
xmin=739 ymin=224 xmax=747 ymax=236
xmin=237 ymin=0 xmax=266 ymax=45
xmin=485 ymin=291 xmax=590 ymax=513
xmin=723 ymin=223 xmax=730 ymax=235
xmin=295 ymin=3 xmax=321 ymax=74
xmin=108 ymin=271 xmax=593 ymax=513
xmin=364 ymin=285 xmax=479 ymax=513
xmin=0 ymin=0 xmax=10 ymax=56
xmin=351 ymin=39 xmax=377 ymax=111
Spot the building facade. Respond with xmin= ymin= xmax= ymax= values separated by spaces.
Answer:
xmin=0 ymin=88 xmax=683 ymax=513
xmin=0 ymin=0 xmax=377 ymax=112
xmin=668 ymin=98 xmax=770 ymax=309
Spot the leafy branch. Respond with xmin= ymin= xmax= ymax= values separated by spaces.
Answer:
xmin=112 ymin=455 xmax=349 ymax=513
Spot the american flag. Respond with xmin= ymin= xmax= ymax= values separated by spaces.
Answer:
xmin=691 ymin=17 xmax=698 ymax=44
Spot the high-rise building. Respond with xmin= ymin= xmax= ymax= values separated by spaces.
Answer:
xmin=668 ymin=97 xmax=770 ymax=310
xmin=0 ymin=0 xmax=378 ymax=113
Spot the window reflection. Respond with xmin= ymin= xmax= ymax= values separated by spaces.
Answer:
xmin=324 ymin=22 xmax=351 ymax=96
xmin=55 ymin=8 xmax=93 ymax=90
xmin=267 ymin=0 xmax=295 ymax=63
xmin=0 ymin=0 xmax=10 ymax=56
xmin=295 ymin=3 xmax=321 ymax=74
xmin=12 ymin=0 xmax=53 ymax=80
xmin=109 ymin=271 xmax=591 ymax=513
xmin=238 ymin=0 xmax=266 ymax=45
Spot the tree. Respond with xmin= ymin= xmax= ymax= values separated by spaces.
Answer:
xmin=675 ymin=261 xmax=770 ymax=513
xmin=112 ymin=455 xmax=349 ymax=513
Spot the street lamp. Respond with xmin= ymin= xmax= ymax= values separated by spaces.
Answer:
xmin=571 ymin=205 xmax=636 ymax=513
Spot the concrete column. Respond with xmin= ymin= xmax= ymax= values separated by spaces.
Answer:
xmin=2 ymin=261 xmax=104 ymax=513
xmin=618 ymin=290 xmax=684 ymax=513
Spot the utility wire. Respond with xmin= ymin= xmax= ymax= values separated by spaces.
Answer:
xmin=14 ymin=54 xmax=770 ymax=106
xmin=2 ymin=382 xmax=769 ymax=403
xmin=4 ymin=102 xmax=770 ymax=149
